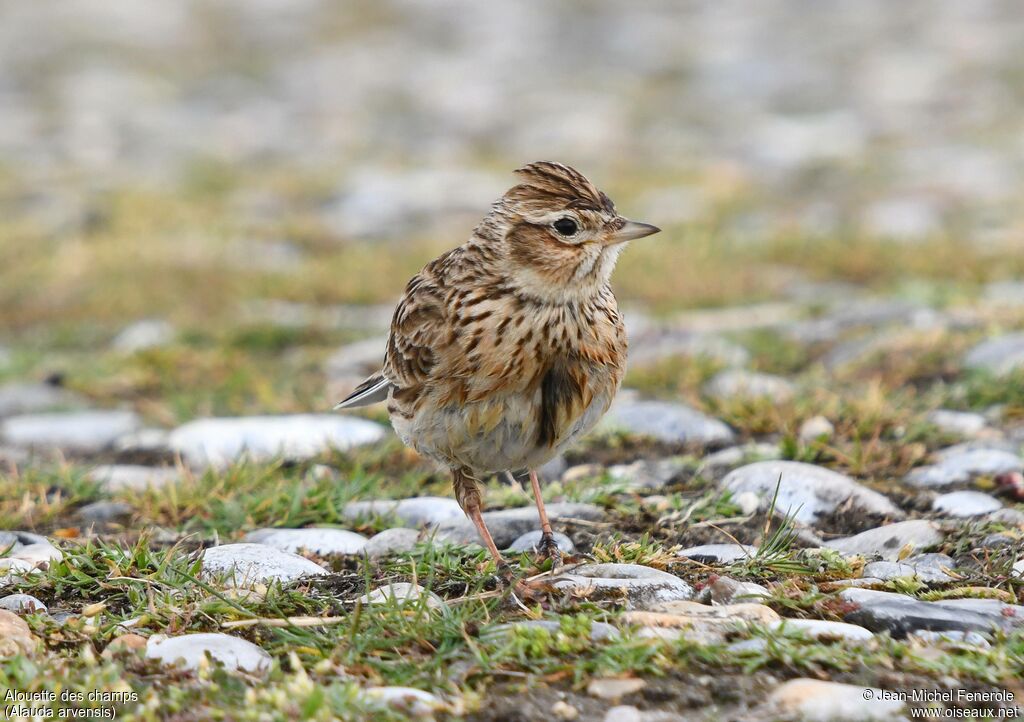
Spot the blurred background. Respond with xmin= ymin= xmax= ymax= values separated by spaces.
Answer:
xmin=0 ymin=0 xmax=1023 ymax=425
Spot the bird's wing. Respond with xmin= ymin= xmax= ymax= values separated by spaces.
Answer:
xmin=334 ymin=373 xmax=392 ymax=409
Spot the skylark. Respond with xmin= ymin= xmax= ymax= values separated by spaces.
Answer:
xmin=336 ymin=161 xmax=659 ymax=571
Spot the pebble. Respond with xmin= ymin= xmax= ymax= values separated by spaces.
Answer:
xmin=932 ymin=490 xmax=1002 ymax=517
xmin=606 ymin=457 xmax=689 ymax=491
xmin=146 ymin=633 xmax=271 ymax=674
xmin=362 ymin=528 xmax=422 ymax=558
xmin=169 ymin=414 xmax=386 ymax=467
xmin=342 ymin=497 xmax=464 ymax=527
xmin=698 ymin=443 xmax=781 ymax=480
xmin=505 ymin=530 xmax=574 ymax=554
xmin=484 ymin=619 xmax=619 ymax=643
xmin=359 ymin=686 xmax=443 ymax=718
xmin=86 ymin=464 xmax=181 ymax=492
xmin=0 ymin=593 xmax=47 ymax=614
xmin=550 ymin=563 xmax=693 ymax=610
xmin=0 ymin=410 xmax=141 ymax=453
xmin=677 ymin=543 xmax=756 ymax=565
xmin=927 ymin=409 xmax=989 ymax=438
xmin=840 ymin=588 xmax=1023 ymax=637
xmin=909 ymin=630 xmax=991 ymax=648
xmin=862 ymin=554 xmax=955 ymax=583
xmin=76 ymin=500 xmax=133 ymax=524
xmin=627 ymin=332 xmax=750 ymax=369
xmin=963 ymin=332 xmax=1024 ymax=377
xmin=0 ymin=382 xmax=83 ymax=417
xmin=707 ymin=576 xmax=770 ymax=605
xmin=111 ymin=319 xmax=175 ymax=352
xmin=601 ymin=398 xmax=735 ymax=447
xmin=798 ymin=416 xmax=835 ymax=443
xmin=720 ymin=460 xmax=902 ymax=525
xmin=200 ymin=543 xmax=329 ymax=586
xmin=703 ymin=369 xmax=795 ymax=403
xmin=906 ymin=448 xmax=1023 ymax=487
xmin=824 ymin=520 xmax=942 ymax=561
xmin=434 ymin=503 xmax=604 ymax=548
xmin=765 ymin=678 xmax=905 ymax=721
xmin=0 ymin=609 xmax=40 ymax=658
xmin=603 ymin=707 xmax=685 ymax=722
xmin=773 ymin=619 xmax=874 ymax=642
xmin=243 ymin=528 xmax=368 ymax=555
xmin=586 ymin=677 xmax=646 ymax=701
xmin=357 ymin=583 xmax=446 ymax=611
xmin=626 ymin=601 xmax=779 ymax=644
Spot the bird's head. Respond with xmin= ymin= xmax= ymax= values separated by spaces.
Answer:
xmin=476 ymin=161 xmax=660 ymax=303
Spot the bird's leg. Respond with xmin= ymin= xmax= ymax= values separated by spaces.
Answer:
xmin=453 ymin=468 xmax=507 ymax=574
xmin=529 ymin=469 xmax=563 ymax=566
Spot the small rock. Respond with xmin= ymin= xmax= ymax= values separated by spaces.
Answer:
xmin=862 ymin=554 xmax=955 ymax=583
xmin=798 ymin=416 xmax=835 ymax=443
xmin=906 ymin=448 xmax=1023 ymax=488
xmin=76 ymin=500 xmax=133 ymax=524
xmin=484 ymin=619 xmax=619 ymax=643
xmin=112 ymin=319 xmax=175 ymax=352
xmin=506 ymin=530 xmax=574 ymax=554
xmin=169 ymin=415 xmax=386 ymax=468
xmin=601 ymin=398 xmax=735 ymax=447
xmin=607 ymin=457 xmax=689 ymax=491
xmin=87 ymin=465 xmax=180 ymax=492
xmin=927 ymin=409 xmax=989 ymax=438
xmin=552 ymin=700 xmax=579 ymax=720
xmin=964 ymin=333 xmax=1024 ymax=377
xmin=243 ymin=528 xmax=368 ymax=555
xmin=932 ymin=490 xmax=1002 ymax=517
xmin=699 ymin=443 xmax=781 ymax=480
xmin=102 ymin=633 xmax=147 ymax=658
xmin=0 ymin=410 xmax=141 ymax=453
xmin=550 ymin=564 xmax=693 ymax=610
xmin=0 ymin=594 xmax=47 ymax=614
xmin=708 ymin=576 xmax=770 ymax=605
xmin=909 ymin=630 xmax=991 ymax=648
xmin=146 ymin=633 xmax=271 ymax=674
xmin=0 ymin=609 xmax=40 ymax=658
xmin=766 ymin=678 xmax=905 ymax=721
xmin=358 ymin=582 xmax=446 ymax=611
xmin=626 ymin=601 xmax=779 ymax=644
xmin=359 ymin=686 xmax=443 ymax=718
xmin=840 ymin=588 xmax=1023 ymax=637
xmin=200 ymin=543 xmax=329 ymax=587
xmin=721 ymin=461 xmax=902 ymax=525
xmin=704 ymin=370 xmax=794 ymax=403
xmin=677 ymin=543 xmax=756 ymax=565
xmin=587 ymin=677 xmax=646 ymax=701
xmin=0 ymin=382 xmax=83 ymax=417
xmin=363 ymin=528 xmax=422 ymax=558
xmin=824 ymin=520 xmax=942 ymax=561
xmin=773 ymin=619 xmax=874 ymax=642
xmin=628 ymin=332 xmax=750 ymax=369
xmin=342 ymin=497 xmax=464 ymax=527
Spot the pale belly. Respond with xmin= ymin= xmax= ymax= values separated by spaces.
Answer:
xmin=390 ymin=388 xmax=613 ymax=474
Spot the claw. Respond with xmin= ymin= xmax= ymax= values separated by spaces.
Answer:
xmin=534 ymin=532 xmax=565 ymax=569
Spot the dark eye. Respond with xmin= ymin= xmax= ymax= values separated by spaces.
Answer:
xmin=552 ymin=217 xmax=578 ymax=236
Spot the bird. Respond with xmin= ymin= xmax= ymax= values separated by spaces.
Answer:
xmin=336 ymin=161 xmax=659 ymax=572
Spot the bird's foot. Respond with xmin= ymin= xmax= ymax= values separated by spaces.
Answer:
xmin=533 ymin=532 xmax=565 ymax=570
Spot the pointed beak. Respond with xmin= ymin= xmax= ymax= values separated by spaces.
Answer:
xmin=610 ymin=219 xmax=661 ymax=243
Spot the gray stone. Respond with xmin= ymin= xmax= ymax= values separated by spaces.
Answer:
xmin=863 ymin=196 xmax=941 ymax=242
xmin=113 ymin=428 xmax=172 ymax=456
xmin=910 ymin=630 xmax=991 ymax=648
xmin=146 ymin=633 xmax=271 ymax=674
xmin=112 ymin=319 xmax=175 ymax=352
xmin=906 ymin=448 xmax=1022 ymax=487
xmin=169 ymin=414 xmax=386 ymax=467
xmin=362 ymin=528 xmax=421 ymax=558
xmin=677 ymin=543 xmax=756 ymax=565
xmin=550 ymin=563 xmax=693 ymax=610
xmin=342 ymin=497 xmax=464 ymax=527
xmin=434 ymin=503 xmax=603 ymax=548
xmin=707 ymin=576 xmax=770 ymax=605
xmin=483 ymin=618 xmax=619 ymax=643
xmin=0 ymin=594 xmax=47 ymax=614
xmin=86 ymin=465 xmax=181 ymax=493
xmin=927 ymin=409 xmax=988 ymax=438
xmin=825 ymin=520 xmax=942 ymax=561
xmin=243 ymin=528 xmax=368 ymax=555
xmin=0 ymin=383 xmax=83 ymax=417
xmin=766 ymin=678 xmax=905 ymax=721
xmin=862 ymin=553 xmax=955 ymax=583
xmin=773 ymin=619 xmax=874 ymax=642
xmin=932 ymin=490 xmax=1002 ymax=517
xmin=704 ymin=370 xmax=794 ymax=403
xmin=606 ymin=457 xmax=689 ymax=491
xmin=358 ymin=686 xmax=443 ymax=718
xmin=628 ymin=332 xmax=750 ymax=369
xmin=698 ymin=443 xmax=781 ymax=480
xmin=76 ymin=501 xmax=133 ymax=524
xmin=0 ymin=410 xmax=141 ymax=453
xmin=721 ymin=461 xmax=901 ymax=525
xmin=964 ymin=333 xmax=1024 ymax=377
xmin=840 ymin=588 xmax=1024 ymax=638
xmin=601 ymin=399 xmax=734 ymax=447
xmin=200 ymin=543 xmax=329 ymax=586
xmin=357 ymin=582 xmax=446 ymax=611
xmin=798 ymin=416 xmax=835 ymax=443
xmin=506 ymin=530 xmax=574 ymax=554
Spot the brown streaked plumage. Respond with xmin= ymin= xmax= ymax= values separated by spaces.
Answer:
xmin=336 ymin=161 xmax=660 ymax=571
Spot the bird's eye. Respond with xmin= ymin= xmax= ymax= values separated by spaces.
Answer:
xmin=552 ymin=217 xmax=578 ymax=236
